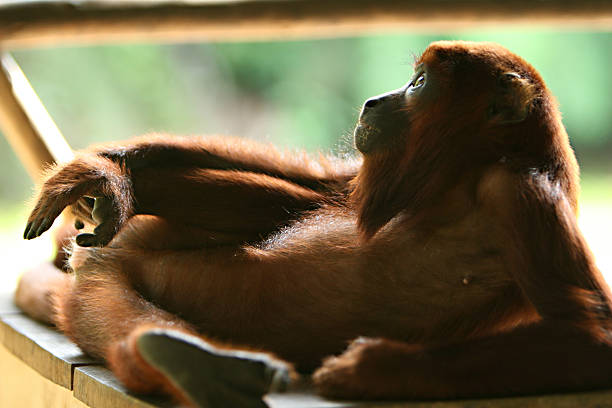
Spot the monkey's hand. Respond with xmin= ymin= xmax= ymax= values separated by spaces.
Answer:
xmin=73 ymin=196 xmax=123 ymax=247
xmin=23 ymin=158 xmax=132 ymax=247
xmin=313 ymin=337 xmax=425 ymax=400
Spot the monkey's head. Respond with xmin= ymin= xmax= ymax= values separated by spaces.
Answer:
xmin=352 ymin=41 xmax=578 ymax=238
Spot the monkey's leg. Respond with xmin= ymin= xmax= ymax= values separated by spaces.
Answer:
xmin=313 ymin=322 xmax=612 ymax=400
xmin=16 ymin=213 xmax=227 ymax=324
xmin=57 ymin=247 xmax=290 ymax=407
xmin=14 ymin=262 xmax=70 ymax=325
xmin=15 ymin=212 xmax=82 ymax=323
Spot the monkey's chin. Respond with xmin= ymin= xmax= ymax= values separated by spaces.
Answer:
xmin=354 ymin=123 xmax=380 ymax=154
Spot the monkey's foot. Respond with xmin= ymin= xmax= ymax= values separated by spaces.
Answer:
xmin=136 ymin=329 xmax=291 ymax=408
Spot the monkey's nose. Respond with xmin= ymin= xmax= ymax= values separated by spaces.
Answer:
xmin=363 ymin=97 xmax=381 ymax=110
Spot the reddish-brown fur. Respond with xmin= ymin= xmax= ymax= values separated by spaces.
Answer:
xmin=16 ymin=41 xmax=612 ymax=401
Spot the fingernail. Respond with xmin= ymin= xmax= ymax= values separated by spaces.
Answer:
xmin=23 ymin=221 xmax=32 ymax=239
xmin=35 ymin=217 xmax=51 ymax=237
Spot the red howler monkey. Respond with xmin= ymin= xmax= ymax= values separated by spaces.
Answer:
xmin=16 ymin=41 xmax=612 ymax=405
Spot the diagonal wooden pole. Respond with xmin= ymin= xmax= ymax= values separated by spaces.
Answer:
xmin=0 ymin=52 xmax=73 ymax=182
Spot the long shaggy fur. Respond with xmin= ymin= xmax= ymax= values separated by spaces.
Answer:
xmin=15 ymin=41 xmax=612 ymax=403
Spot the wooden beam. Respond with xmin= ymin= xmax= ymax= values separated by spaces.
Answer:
xmin=7 ymin=284 xmax=612 ymax=407
xmin=0 ymin=0 xmax=612 ymax=49
xmin=0 ymin=314 xmax=98 ymax=389
xmin=0 ymin=344 xmax=89 ymax=408
xmin=0 ymin=52 xmax=73 ymax=181
xmin=73 ymin=366 xmax=174 ymax=408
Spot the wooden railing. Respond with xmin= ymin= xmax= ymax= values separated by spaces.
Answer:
xmin=1 ymin=0 xmax=612 ymax=49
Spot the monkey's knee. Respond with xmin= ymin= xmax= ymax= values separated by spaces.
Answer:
xmin=52 ymin=274 xmax=109 ymax=358
xmin=107 ymin=327 xmax=173 ymax=395
xmin=14 ymin=262 xmax=72 ymax=325
xmin=54 ymin=257 xmax=130 ymax=358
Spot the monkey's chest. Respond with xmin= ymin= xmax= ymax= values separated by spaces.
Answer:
xmin=364 ymin=213 xmax=517 ymax=337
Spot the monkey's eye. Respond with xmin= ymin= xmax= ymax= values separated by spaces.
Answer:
xmin=406 ymin=72 xmax=426 ymax=95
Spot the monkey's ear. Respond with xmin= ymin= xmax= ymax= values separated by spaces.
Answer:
xmin=488 ymin=72 xmax=536 ymax=125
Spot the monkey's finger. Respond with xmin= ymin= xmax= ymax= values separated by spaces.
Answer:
xmin=75 ymin=233 xmax=97 ymax=247
xmin=23 ymin=221 xmax=33 ymax=240
xmin=74 ymin=220 xmax=118 ymax=248
xmin=24 ymin=205 xmax=49 ymax=239
xmin=92 ymin=220 xmax=118 ymax=246
xmin=24 ymin=204 xmax=62 ymax=240
xmin=25 ymin=188 xmax=85 ymax=240
xmin=75 ymin=231 xmax=112 ymax=247
xmin=33 ymin=217 xmax=52 ymax=238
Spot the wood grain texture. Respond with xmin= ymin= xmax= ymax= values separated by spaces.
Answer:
xmin=72 ymin=364 xmax=612 ymax=408
xmin=5 ymin=289 xmax=612 ymax=406
xmin=74 ymin=365 xmax=176 ymax=408
xmin=0 ymin=344 xmax=89 ymax=408
xmin=0 ymin=0 xmax=612 ymax=49
xmin=0 ymin=314 xmax=97 ymax=389
xmin=267 ymin=386 xmax=612 ymax=408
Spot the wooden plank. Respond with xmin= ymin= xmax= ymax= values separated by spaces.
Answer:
xmin=0 ymin=343 xmax=89 ymax=408
xmin=5 ymin=284 xmax=612 ymax=407
xmin=4 ymin=306 xmax=612 ymax=407
xmin=0 ymin=314 xmax=98 ymax=389
xmin=74 ymin=364 xmax=362 ymax=408
xmin=75 ymin=363 xmax=612 ymax=408
xmin=0 ymin=0 xmax=612 ymax=49
xmin=268 ymin=390 xmax=366 ymax=407
xmin=267 ymin=387 xmax=612 ymax=408
xmin=0 ymin=52 xmax=73 ymax=181
xmin=11 ymin=333 xmax=612 ymax=408
xmin=74 ymin=365 xmax=176 ymax=408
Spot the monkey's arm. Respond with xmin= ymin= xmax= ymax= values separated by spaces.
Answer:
xmin=24 ymin=136 xmax=357 ymax=247
xmin=313 ymin=323 xmax=612 ymax=399
xmin=313 ymin=168 xmax=612 ymax=399
xmin=24 ymin=161 xmax=339 ymax=247
xmin=494 ymin=170 xmax=612 ymax=329
xmin=95 ymin=134 xmax=357 ymax=193
xmin=128 ymin=166 xmax=332 ymax=243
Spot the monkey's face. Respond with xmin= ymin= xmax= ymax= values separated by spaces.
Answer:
xmin=354 ymin=41 xmax=546 ymax=160
xmin=354 ymin=65 xmax=434 ymax=155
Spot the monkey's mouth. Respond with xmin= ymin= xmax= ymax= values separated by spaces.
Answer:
xmin=354 ymin=121 xmax=380 ymax=154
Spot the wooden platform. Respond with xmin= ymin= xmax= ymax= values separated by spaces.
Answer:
xmin=3 ymin=289 xmax=612 ymax=408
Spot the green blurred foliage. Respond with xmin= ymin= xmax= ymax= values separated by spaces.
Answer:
xmin=1 ymin=30 xmax=611 ymax=207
